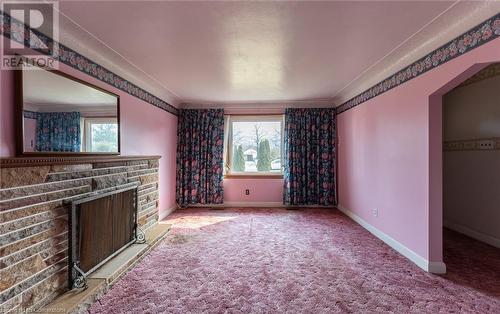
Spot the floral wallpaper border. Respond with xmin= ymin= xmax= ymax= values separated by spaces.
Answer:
xmin=0 ymin=11 xmax=178 ymax=116
xmin=2 ymin=10 xmax=499 ymax=117
xmin=337 ymin=13 xmax=500 ymax=114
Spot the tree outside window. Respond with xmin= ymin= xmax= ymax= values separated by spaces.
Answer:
xmin=227 ymin=116 xmax=283 ymax=174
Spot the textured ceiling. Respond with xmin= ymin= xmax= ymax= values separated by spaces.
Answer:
xmin=55 ymin=1 xmax=500 ymax=108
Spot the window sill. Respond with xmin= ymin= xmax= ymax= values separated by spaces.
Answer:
xmin=224 ymin=174 xmax=284 ymax=179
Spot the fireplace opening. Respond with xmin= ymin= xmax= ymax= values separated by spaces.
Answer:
xmin=68 ymin=185 xmax=144 ymax=289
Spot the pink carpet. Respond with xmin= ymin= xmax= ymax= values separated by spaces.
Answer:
xmin=89 ymin=208 xmax=500 ymax=313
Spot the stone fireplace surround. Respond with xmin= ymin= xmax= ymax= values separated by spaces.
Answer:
xmin=0 ymin=156 xmax=161 ymax=312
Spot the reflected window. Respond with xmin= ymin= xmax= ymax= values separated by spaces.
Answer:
xmin=83 ymin=118 xmax=118 ymax=152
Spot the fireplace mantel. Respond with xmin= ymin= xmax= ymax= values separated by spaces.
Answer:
xmin=0 ymin=155 xmax=161 ymax=168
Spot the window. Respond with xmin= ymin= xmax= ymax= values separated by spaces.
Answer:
xmin=83 ymin=118 xmax=118 ymax=152
xmin=225 ymin=115 xmax=284 ymax=175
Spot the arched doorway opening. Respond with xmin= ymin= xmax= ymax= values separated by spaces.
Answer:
xmin=428 ymin=62 xmax=499 ymax=275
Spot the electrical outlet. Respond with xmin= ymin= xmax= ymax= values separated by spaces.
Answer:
xmin=245 ymin=189 xmax=250 ymax=195
xmin=478 ymin=140 xmax=494 ymax=150
xmin=372 ymin=208 xmax=378 ymax=217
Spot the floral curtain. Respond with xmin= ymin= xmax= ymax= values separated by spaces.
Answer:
xmin=35 ymin=111 xmax=81 ymax=152
xmin=176 ymin=109 xmax=224 ymax=207
xmin=283 ymin=108 xmax=336 ymax=206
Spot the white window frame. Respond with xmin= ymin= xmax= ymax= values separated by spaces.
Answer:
xmin=224 ymin=114 xmax=284 ymax=177
xmin=83 ymin=117 xmax=118 ymax=152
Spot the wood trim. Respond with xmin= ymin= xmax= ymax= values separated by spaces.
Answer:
xmin=0 ymin=155 xmax=160 ymax=168
xmin=15 ymin=69 xmax=23 ymax=156
xmin=223 ymin=174 xmax=283 ymax=179
xmin=46 ymin=66 xmax=121 ymax=98
xmin=117 ymin=96 xmax=121 ymax=154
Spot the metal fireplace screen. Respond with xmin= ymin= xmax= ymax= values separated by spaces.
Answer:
xmin=68 ymin=185 xmax=145 ymax=289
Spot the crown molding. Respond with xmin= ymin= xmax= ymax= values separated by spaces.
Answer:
xmin=0 ymin=11 xmax=179 ymax=115
xmin=3 ymin=3 xmax=498 ymax=113
xmin=337 ymin=10 xmax=500 ymax=114
xmin=334 ymin=2 xmax=500 ymax=110
xmin=57 ymin=14 xmax=182 ymax=107
xmin=180 ymin=99 xmax=334 ymax=110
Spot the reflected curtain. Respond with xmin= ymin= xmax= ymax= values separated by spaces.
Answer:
xmin=283 ymin=108 xmax=336 ymax=206
xmin=35 ymin=111 xmax=81 ymax=152
xmin=176 ymin=109 xmax=224 ymax=207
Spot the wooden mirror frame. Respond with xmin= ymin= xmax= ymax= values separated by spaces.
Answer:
xmin=15 ymin=66 xmax=121 ymax=156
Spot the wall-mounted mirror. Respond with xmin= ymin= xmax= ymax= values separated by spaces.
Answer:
xmin=17 ymin=65 xmax=120 ymax=155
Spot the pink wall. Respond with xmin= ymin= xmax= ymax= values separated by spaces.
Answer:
xmin=0 ymin=62 xmax=178 ymax=218
xmin=224 ymin=178 xmax=283 ymax=204
xmin=337 ymin=38 xmax=500 ymax=265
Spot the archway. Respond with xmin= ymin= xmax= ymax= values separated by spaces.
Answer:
xmin=428 ymin=61 xmax=498 ymax=273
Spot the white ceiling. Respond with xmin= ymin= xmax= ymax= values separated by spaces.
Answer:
xmin=55 ymin=1 xmax=500 ymax=108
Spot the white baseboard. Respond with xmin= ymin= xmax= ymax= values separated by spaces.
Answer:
xmin=337 ymin=205 xmax=446 ymax=274
xmin=158 ymin=206 xmax=178 ymax=221
xmin=222 ymin=202 xmax=335 ymax=208
xmin=428 ymin=261 xmax=447 ymax=274
xmin=444 ymin=219 xmax=500 ymax=248
xmin=179 ymin=202 xmax=284 ymax=209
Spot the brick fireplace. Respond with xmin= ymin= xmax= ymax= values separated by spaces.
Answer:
xmin=0 ymin=156 xmax=161 ymax=312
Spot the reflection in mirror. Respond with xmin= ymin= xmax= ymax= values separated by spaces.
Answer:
xmin=22 ymin=66 xmax=119 ymax=153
